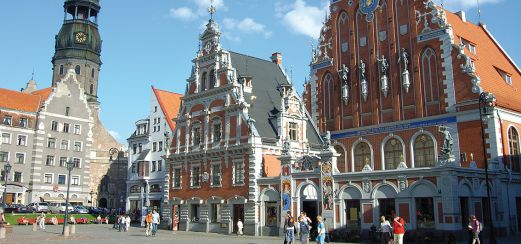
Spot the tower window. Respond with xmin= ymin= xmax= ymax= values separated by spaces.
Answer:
xmin=75 ymin=65 xmax=81 ymax=75
xmin=65 ymin=107 xmax=70 ymax=116
xmin=91 ymin=68 xmax=95 ymax=78
xmin=59 ymin=65 xmax=64 ymax=75
xmin=90 ymin=84 xmax=94 ymax=95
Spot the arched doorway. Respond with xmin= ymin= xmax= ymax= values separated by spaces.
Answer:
xmin=99 ymin=198 xmax=108 ymax=208
xmin=300 ymin=184 xmax=319 ymax=239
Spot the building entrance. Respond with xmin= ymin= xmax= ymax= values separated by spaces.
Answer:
xmin=460 ymin=197 xmax=469 ymax=228
xmin=233 ymin=204 xmax=244 ymax=233
xmin=345 ymin=199 xmax=361 ymax=229
xmin=378 ymin=198 xmax=396 ymax=221
xmin=302 ymin=200 xmax=319 ymax=240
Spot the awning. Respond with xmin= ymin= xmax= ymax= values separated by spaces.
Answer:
xmin=41 ymin=196 xmax=65 ymax=202
xmin=69 ymin=198 xmax=85 ymax=203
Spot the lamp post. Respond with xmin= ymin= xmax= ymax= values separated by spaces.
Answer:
xmin=478 ymin=91 xmax=496 ymax=244
xmin=62 ymin=159 xmax=74 ymax=236
xmin=2 ymin=162 xmax=12 ymax=205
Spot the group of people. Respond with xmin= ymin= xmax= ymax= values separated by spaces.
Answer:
xmin=144 ymin=210 xmax=161 ymax=237
xmin=283 ymin=211 xmax=326 ymax=244
xmin=113 ymin=214 xmax=131 ymax=232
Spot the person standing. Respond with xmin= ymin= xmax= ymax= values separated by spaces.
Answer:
xmin=118 ymin=215 xmax=124 ymax=232
xmin=145 ymin=211 xmax=153 ymax=236
xmin=392 ymin=216 xmax=405 ymax=244
xmin=237 ymin=219 xmax=244 ymax=236
xmin=151 ymin=210 xmax=160 ymax=236
xmin=298 ymin=215 xmax=311 ymax=244
xmin=316 ymin=216 xmax=326 ymax=244
xmin=283 ymin=211 xmax=292 ymax=244
xmin=468 ymin=215 xmax=481 ymax=244
xmin=125 ymin=215 xmax=131 ymax=232
xmin=380 ymin=216 xmax=392 ymax=244
xmin=39 ymin=212 xmax=46 ymax=230
xmin=285 ymin=217 xmax=295 ymax=244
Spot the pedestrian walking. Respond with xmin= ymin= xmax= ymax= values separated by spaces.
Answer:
xmin=125 ymin=215 xmax=131 ymax=232
xmin=113 ymin=215 xmax=118 ymax=229
xmin=285 ymin=217 xmax=295 ymax=244
xmin=316 ymin=216 xmax=326 ymax=244
xmin=392 ymin=215 xmax=405 ymax=244
xmin=283 ymin=211 xmax=292 ymax=244
xmin=468 ymin=215 xmax=482 ymax=244
xmin=96 ymin=215 xmax=101 ymax=224
xmin=151 ymin=210 xmax=160 ymax=236
xmin=379 ymin=216 xmax=392 ymax=244
xmin=237 ymin=219 xmax=244 ymax=236
xmin=118 ymin=215 xmax=124 ymax=232
xmin=298 ymin=215 xmax=311 ymax=244
xmin=39 ymin=212 xmax=46 ymax=230
xmin=145 ymin=211 xmax=153 ymax=236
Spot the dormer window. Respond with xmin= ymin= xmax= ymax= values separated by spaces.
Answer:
xmin=289 ymin=122 xmax=298 ymax=141
xmin=496 ymin=67 xmax=513 ymax=85
xmin=460 ymin=37 xmax=477 ymax=55
xmin=209 ymin=69 xmax=217 ymax=89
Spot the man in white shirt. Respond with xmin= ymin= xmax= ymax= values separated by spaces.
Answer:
xmin=151 ymin=210 xmax=160 ymax=236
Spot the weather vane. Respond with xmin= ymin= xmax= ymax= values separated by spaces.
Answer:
xmin=208 ymin=0 xmax=217 ymax=20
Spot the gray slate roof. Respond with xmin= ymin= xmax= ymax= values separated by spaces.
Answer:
xmin=229 ymin=52 xmax=323 ymax=146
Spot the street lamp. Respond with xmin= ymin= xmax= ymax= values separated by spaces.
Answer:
xmin=2 ymin=162 xmax=12 ymax=205
xmin=478 ymin=91 xmax=496 ymax=244
xmin=62 ymin=159 xmax=74 ymax=236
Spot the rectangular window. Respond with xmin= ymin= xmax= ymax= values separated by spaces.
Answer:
xmin=2 ymin=116 xmax=12 ymax=125
xmin=211 ymin=164 xmax=221 ymax=186
xmin=0 ymin=171 xmax=4 ymax=181
xmin=60 ymin=140 xmax=69 ymax=150
xmin=51 ymin=121 xmax=58 ymax=131
xmin=46 ymin=155 xmax=55 ymax=166
xmin=71 ymin=176 xmax=80 ymax=185
xmin=74 ymin=141 xmax=82 ymax=152
xmin=73 ymin=158 xmax=81 ymax=168
xmin=74 ymin=124 xmax=81 ymax=135
xmin=65 ymin=107 xmax=70 ymax=116
xmin=213 ymin=123 xmax=221 ymax=143
xmin=233 ymin=161 xmax=244 ymax=185
xmin=152 ymin=161 xmax=156 ymax=172
xmin=173 ymin=168 xmax=181 ymax=188
xmin=139 ymin=143 xmax=143 ymax=153
xmin=265 ymin=202 xmax=278 ymax=227
xmin=58 ymin=175 xmax=66 ymax=185
xmin=19 ymin=118 xmax=28 ymax=128
xmin=289 ymin=122 xmax=298 ymax=141
xmin=157 ymin=160 xmax=162 ymax=172
xmin=1 ymin=133 xmax=10 ymax=144
xmin=14 ymin=172 xmax=22 ymax=183
xmin=191 ymin=204 xmax=200 ymax=222
xmin=15 ymin=153 xmax=25 ymax=164
xmin=211 ymin=203 xmax=221 ymax=223
xmin=63 ymin=123 xmax=70 ymax=133
xmin=17 ymin=135 xmax=27 ymax=146
xmin=193 ymin=127 xmax=201 ymax=146
xmin=132 ymin=144 xmax=137 ymax=154
xmin=0 ymin=152 xmax=8 ymax=163
xmin=153 ymin=142 xmax=157 ymax=152
xmin=47 ymin=138 xmax=56 ymax=148
xmin=191 ymin=166 xmax=200 ymax=187
xmin=416 ymin=197 xmax=435 ymax=229
xmin=138 ymin=161 xmax=150 ymax=177
xmin=131 ymin=163 xmax=136 ymax=173
xmin=44 ymin=174 xmax=53 ymax=184
xmin=158 ymin=141 xmax=163 ymax=151
xmin=157 ymin=117 xmax=160 ymax=123
xmin=59 ymin=157 xmax=67 ymax=167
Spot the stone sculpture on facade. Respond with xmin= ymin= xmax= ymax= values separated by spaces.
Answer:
xmin=398 ymin=48 xmax=411 ymax=93
xmin=438 ymin=126 xmax=456 ymax=166
xmin=377 ymin=55 xmax=389 ymax=97
xmin=359 ymin=59 xmax=369 ymax=101
xmin=338 ymin=64 xmax=350 ymax=104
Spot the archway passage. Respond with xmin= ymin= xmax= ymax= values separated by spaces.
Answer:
xmin=301 ymin=184 xmax=319 ymax=240
xmin=98 ymin=198 xmax=108 ymax=208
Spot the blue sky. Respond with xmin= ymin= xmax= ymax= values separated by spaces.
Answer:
xmin=0 ymin=0 xmax=520 ymax=143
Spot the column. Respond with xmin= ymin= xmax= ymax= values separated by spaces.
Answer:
xmin=279 ymin=151 xmax=296 ymax=235
xmin=319 ymin=148 xmax=340 ymax=230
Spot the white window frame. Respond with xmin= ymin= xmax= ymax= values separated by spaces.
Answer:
xmin=17 ymin=134 xmax=28 ymax=146
xmin=44 ymin=173 xmax=54 ymax=184
xmin=232 ymin=160 xmax=245 ymax=186
xmin=58 ymin=174 xmax=67 ymax=185
xmin=73 ymin=124 xmax=81 ymax=135
xmin=210 ymin=162 xmax=222 ymax=187
xmin=289 ymin=122 xmax=298 ymax=141
xmin=71 ymin=175 xmax=80 ymax=186
xmin=190 ymin=165 xmax=201 ymax=188
xmin=173 ymin=167 xmax=182 ymax=189
xmin=211 ymin=118 xmax=222 ymax=144
xmin=2 ymin=115 xmax=12 ymax=126
xmin=1 ymin=133 xmax=11 ymax=144
xmin=73 ymin=157 xmax=81 ymax=168
xmin=51 ymin=121 xmax=58 ymax=131
xmin=63 ymin=123 xmax=70 ymax=133
xmin=19 ymin=117 xmax=28 ymax=128
xmin=59 ymin=157 xmax=67 ymax=167
xmin=60 ymin=140 xmax=70 ymax=150
xmin=192 ymin=123 xmax=201 ymax=147
xmin=74 ymin=141 xmax=82 ymax=152
xmin=15 ymin=152 xmax=25 ymax=164
xmin=0 ymin=151 xmax=9 ymax=163
xmin=46 ymin=155 xmax=55 ymax=166
xmin=47 ymin=138 xmax=56 ymax=148
xmin=153 ymin=142 xmax=157 ymax=152
xmin=13 ymin=171 xmax=23 ymax=183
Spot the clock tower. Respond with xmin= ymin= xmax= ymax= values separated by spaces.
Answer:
xmin=52 ymin=0 xmax=102 ymax=107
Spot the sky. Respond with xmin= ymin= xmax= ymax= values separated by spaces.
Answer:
xmin=0 ymin=0 xmax=520 ymax=144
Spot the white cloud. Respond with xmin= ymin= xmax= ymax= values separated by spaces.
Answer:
xmin=277 ymin=0 xmax=328 ymax=39
xmin=436 ymin=0 xmax=502 ymax=10
xmin=222 ymin=32 xmax=241 ymax=42
xmin=170 ymin=7 xmax=197 ymax=21
xmin=223 ymin=18 xmax=272 ymax=38
xmin=192 ymin=0 xmax=226 ymax=15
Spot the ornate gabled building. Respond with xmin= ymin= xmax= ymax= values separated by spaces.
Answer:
xmin=167 ymin=13 xmax=336 ymax=236
xmin=303 ymin=0 xmax=521 ymax=240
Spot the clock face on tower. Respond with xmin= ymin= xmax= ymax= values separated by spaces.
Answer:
xmin=75 ymin=32 xmax=87 ymax=44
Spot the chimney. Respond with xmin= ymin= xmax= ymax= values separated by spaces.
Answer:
xmin=271 ymin=52 xmax=282 ymax=65
xmin=456 ymin=11 xmax=466 ymax=22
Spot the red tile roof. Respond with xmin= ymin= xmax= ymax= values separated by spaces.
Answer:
xmin=152 ymin=86 xmax=183 ymax=131
xmin=0 ymin=87 xmax=52 ymax=113
xmin=447 ymin=12 xmax=521 ymax=112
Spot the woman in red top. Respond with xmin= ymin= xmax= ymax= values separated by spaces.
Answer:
xmin=392 ymin=216 xmax=405 ymax=244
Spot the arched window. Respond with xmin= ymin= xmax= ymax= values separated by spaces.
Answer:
xmin=75 ymin=65 xmax=81 ymax=75
xmin=200 ymin=72 xmax=207 ymax=92
xmin=414 ymin=134 xmax=435 ymax=167
xmin=58 ymin=193 xmax=65 ymax=198
xmin=337 ymin=12 xmax=349 ymax=61
xmin=59 ymin=65 xmax=64 ymax=75
xmin=209 ymin=69 xmax=216 ymax=89
xmin=421 ymin=48 xmax=441 ymax=115
xmin=334 ymin=145 xmax=347 ymax=172
xmin=130 ymin=185 xmax=140 ymax=193
xmin=354 ymin=142 xmax=371 ymax=172
xmin=323 ymin=73 xmax=334 ymax=120
xmin=150 ymin=184 xmax=161 ymax=192
xmin=508 ymin=127 xmax=520 ymax=172
xmin=384 ymin=138 xmax=403 ymax=170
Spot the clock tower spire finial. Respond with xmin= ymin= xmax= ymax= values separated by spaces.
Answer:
xmin=208 ymin=0 xmax=217 ymax=20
